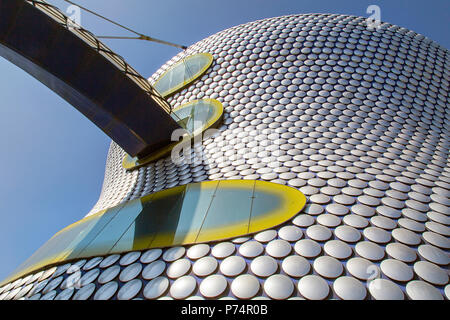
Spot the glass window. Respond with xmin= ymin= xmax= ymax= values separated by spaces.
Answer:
xmin=122 ymin=99 xmax=223 ymax=170
xmin=111 ymin=186 xmax=189 ymax=252
xmin=170 ymin=99 xmax=223 ymax=136
xmin=5 ymin=207 xmax=120 ymax=282
xmin=79 ymin=199 xmax=144 ymax=257
xmin=248 ymin=181 xmax=306 ymax=233
xmin=250 ymin=188 xmax=283 ymax=219
xmin=148 ymin=181 xmax=219 ymax=247
xmin=64 ymin=205 xmax=125 ymax=260
xmin=196 ymin=180 xmax=255 ymax=242
xmin=154 ymin=53 xmax=213 ymax=97
xmin=3 ymin=180 xmax=306 ymax=285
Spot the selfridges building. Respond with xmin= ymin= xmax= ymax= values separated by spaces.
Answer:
xmin=1 ymin=12 xmax=449 ymax=301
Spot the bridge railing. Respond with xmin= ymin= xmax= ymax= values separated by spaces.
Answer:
xmin=25 ymin=0 xmax=172 ymax=114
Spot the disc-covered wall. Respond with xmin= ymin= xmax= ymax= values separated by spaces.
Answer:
xmin=1 ymin=14 xmax=449 ymax=300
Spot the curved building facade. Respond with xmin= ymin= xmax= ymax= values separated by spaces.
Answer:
xmin=1 ymin=13 xmax=449 ymax=300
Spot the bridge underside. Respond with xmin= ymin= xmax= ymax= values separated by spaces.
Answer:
xmin=0 ymin=0 xmax=181 ymax=158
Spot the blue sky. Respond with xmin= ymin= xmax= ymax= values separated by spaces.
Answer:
xmin=0 ymin=0 xmax=448 ymax=281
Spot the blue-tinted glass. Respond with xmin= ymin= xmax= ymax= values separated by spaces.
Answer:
xmin=7 ymin=233 xmax=65 ymax=279
xmin=10 ymin=217 xmax=95 ymax=277
xmin=250 ymin=189 xmax=282 ymax=219
xmin=65 ymin=204 xmax=125 ymax=259
xmin=171 ymin=101 xmax=215 ymax=135
xmin=111 ymin=187 xmax=186 ymax=252
xmin=154 ymin=54 xmax=211 ymax=97
xmin=79 ymin=198 xmax=144 ymax=257
xmin=109 ymin=220 xmax=139 ymax=253
xmin=135 ymin=186 xmax=187 ymax=248
xmin=5 ymin=180 xmax=304 ymax=285
xmin=197 ymin=181 xmax=255 ymax=240
xmin=110 ymin=182 xmax=220 ymax=250
xmin=170 ymin=182 xmax=218 ymax=243
xmin=248 ymin=184 xmax=287 ymax=233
